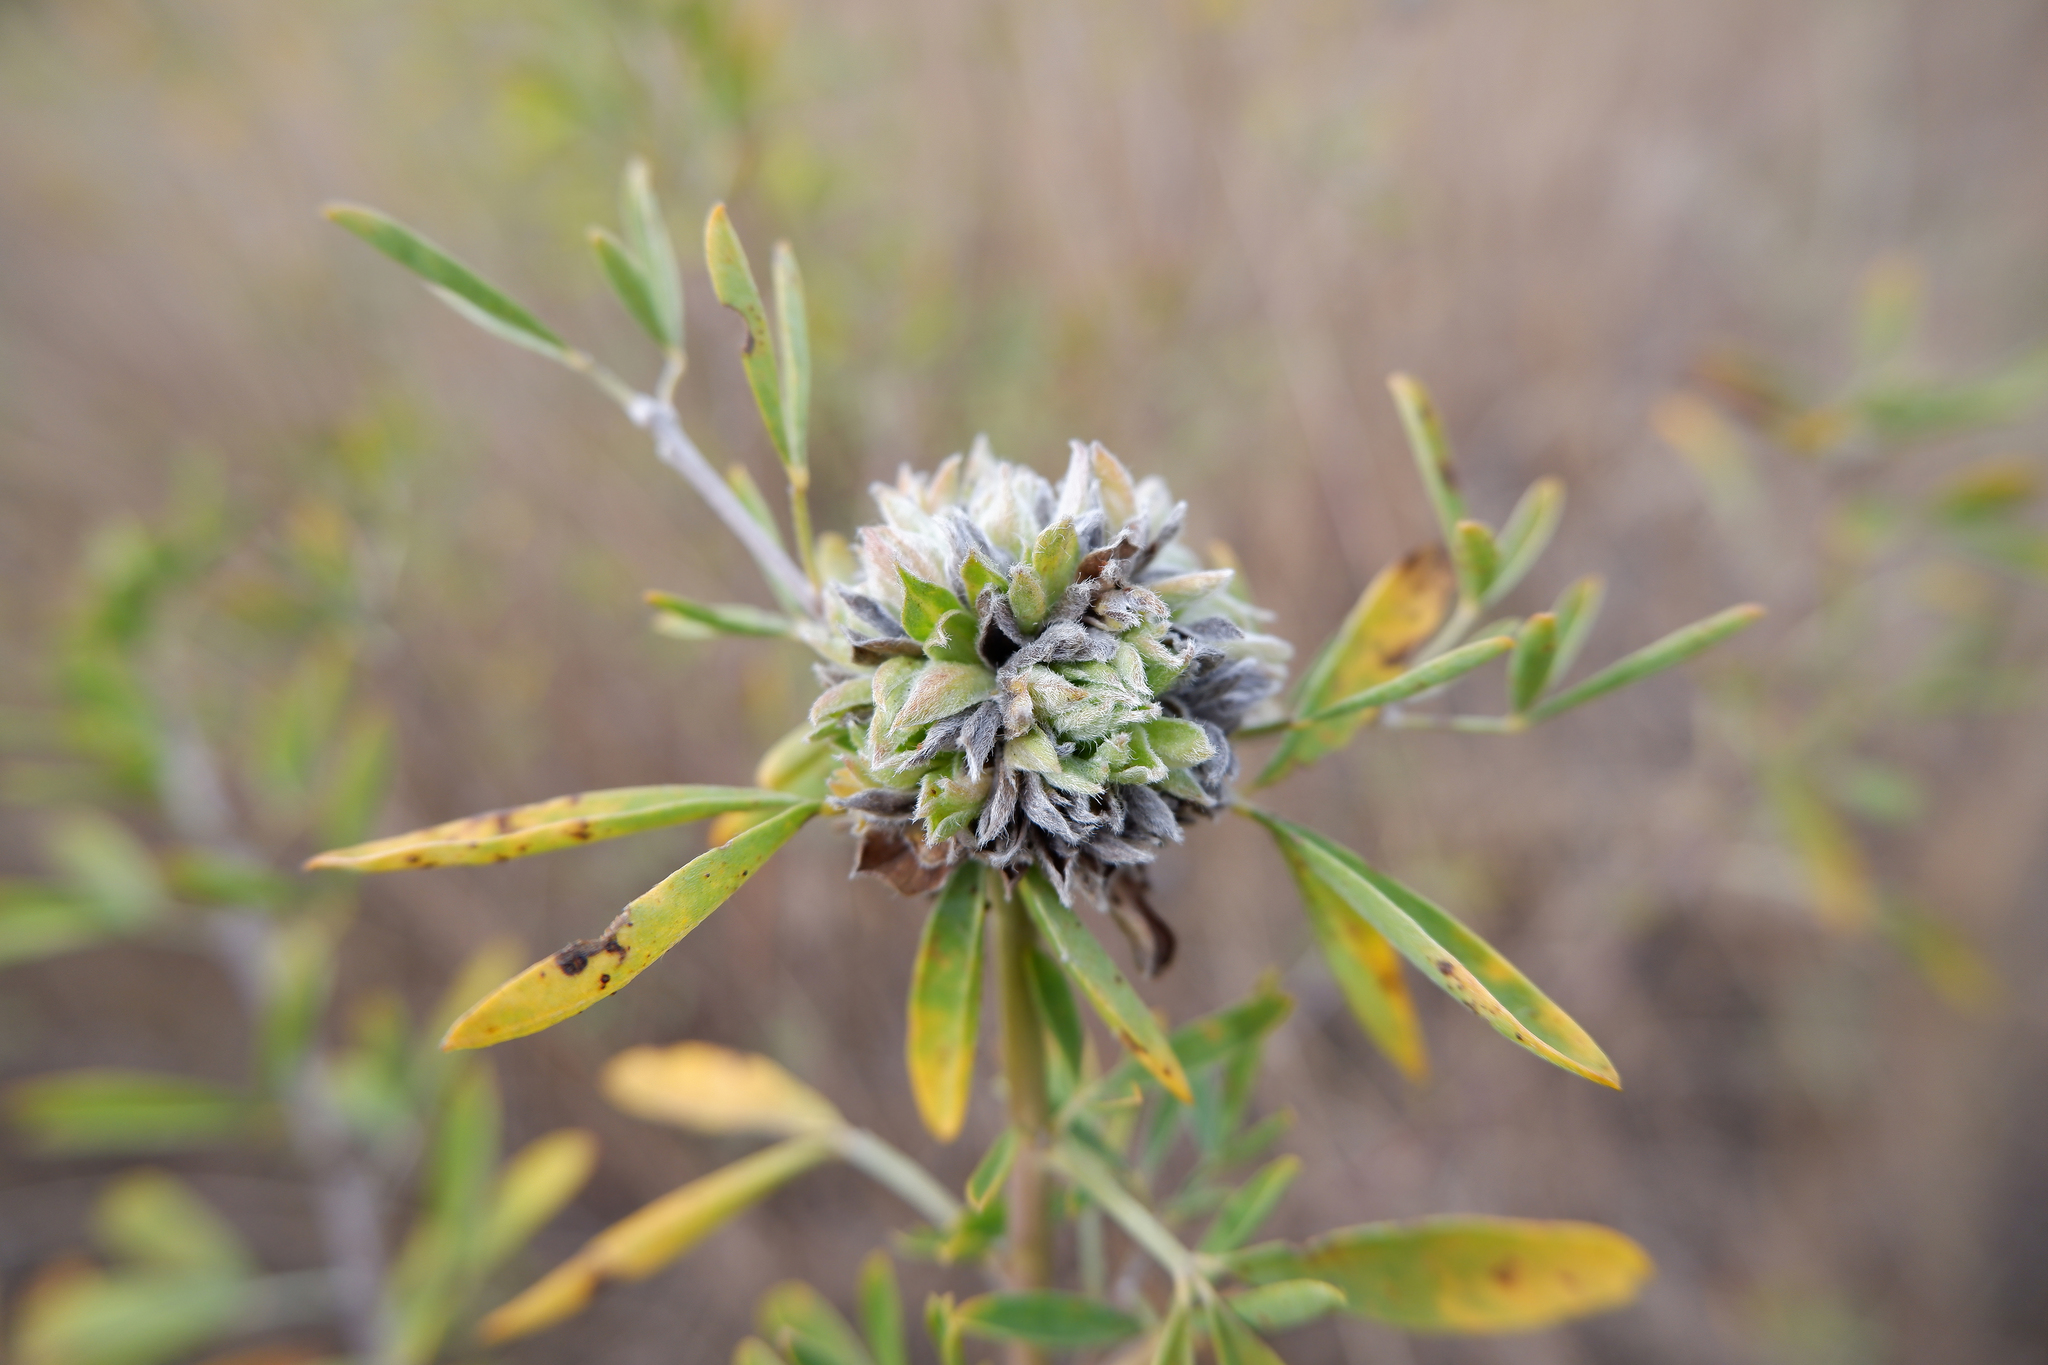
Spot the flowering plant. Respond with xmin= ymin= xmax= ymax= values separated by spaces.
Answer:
xmin=311 ymin=160 xmax=1759 ymax=1361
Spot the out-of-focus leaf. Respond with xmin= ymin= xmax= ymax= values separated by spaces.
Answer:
xmin=96 ymin=1170 xmax=250 ymax=1277
xmin=479 ymin=1135 xmax=833 ymax=1343
xmin=953 ymin=1292 xmax=1141 ymax=1348
xmin=1304 ymin=635 xmax=1511 ymax=726
xmin=162 ymin=848 xmax=296 ymax=913
xmin=309 ymin=784 xmax=801 ymax=872
xmin=733 ymin=1339 xmax=785 ymax=1365
xmin=858 ymin=1251 xmax=907 ymax=1365
xmin=1655 ymin=391 xmax=1761 ymax=517
xmin=0 ymin=884 xmax=108 ymax=966
xmin=589 ymin=228 xmax=667 ymax=347
xmin=906 ymin=865 xmax=986 ymax=1142
xmin=1285 ymin=831 xmax=1428 ymax=1081
xmin=1253 ymin=812 xmax=1619 ymax=1088
xmin=603 ymin=1042 xmax=843 ymax=1136
xmin=713 ymin=725 xmax=843 ymax=844
xmin=1855 ymin=255 xmax=1922 ymax=371
xmin=759 ymin=1280 xmax=872 ymax=1365
xmin=773 ymin=242 xmax=811 ymax=476
xmin=1260 ymin=547 xmax=1454 ymax=784
xmin=1548 ymin=576 xmax=1605 ymax=683
xmin=1204 ymin=1302 xmax=1285 ymax=1365
xmin=49 ymin=811 xmax=163 ymax=928
xmin=444 ymin=802 xmax=819 ymax=1049
xmin=705 ymin=204 xmax=792 ymax=470
xmin=1859 ymin=345 xmax=2048 ymax=442
xmin=1487 ymin=478 xmax=1565 ymax=605
xmin=1029 ymin=939 xmax=1086 ymax=1098
xmin=1200 ymin=1157 xmax=1302 ymax=1254
xmin=1451 ymin=520 xmax=1500 ymax=605
xmin=1225 ymin=1279 xmax=1347 ymax=1334
xmin=1936 ymin=460 xmax=2038 ymax=525
xmin=1508 ymin=612 xmax=1558 ymax=713
xmin=646 ymin=590 xmax=795 ymax=640
xmin=11 ymin=1267 xmax=247 ymax=1365
xmin=1146 ymin=1305 xmax=1195 ymax=1365
xmin=479 ymin=1128 xmax=599 ymax=1271
xmin=258 ymin=918 xmax=339 ymax=1092
xmin=8 ymin=1072 xmax=261 ymax=1155
xmin=621 ymin=158 xmax=682 ymax=349
xmin=1766 ymin=773 xmax=1877 ymax=930
xmin=426 ymin=1067 xmax=501 ymax=1242
xmin=965 ymin=1128 xmax=1017 ymax=1210
xmin=316 ymin=708 xmax=393 ymax=851
xmin=1527 ymin=605 xmax=1764 ymax=723
xmin=1388 ymin=374 xmax=1466 ymax=544
xmin=729 ymin=463 xmax=792 ymax=549
xmin=324 ymin=205 xmax=569 ymax=361
xmin=1228 ymin=1217 xmax=1653 ymax=1333
xmin=1017 ymin=871 xmax=1191 ymax=1103
xmin=1884 ymin=905 xmax=2003 ymax=1013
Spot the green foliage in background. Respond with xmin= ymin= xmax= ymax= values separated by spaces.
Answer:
xmin=297 ymin=157 xmax=1760 ymax=1361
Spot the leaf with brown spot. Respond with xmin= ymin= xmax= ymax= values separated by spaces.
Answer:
xmin=1257 ymin=546 xmax=1454 ymax=786
xmin=1226 ymin=1216 xmax=1653 ymax=1333
xmin=443 ymin=802 xmax=819 ymax=1049
xmin=1248 ymin=811 xmax=1618 ymax=1088
xmin=306 ymin=785 xmax=803 ymax=872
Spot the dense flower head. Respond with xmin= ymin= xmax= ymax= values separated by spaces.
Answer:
xmin=807 ymin=438 xmax=1290 ymax=967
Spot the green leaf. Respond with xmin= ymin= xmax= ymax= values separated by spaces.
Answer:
xmin=954 ymin=1292 xmax=1142 ymax=1348
xmin=7 ymin=1071 xmax=261 ymax=1155
xmin=1487 ymin=477 xmax=1565 ymax=605
xmin=1017 ymin=870 xmax=1192 ymax=1103
xmin=705 ymin=203 xmax=792 ymax=470
xmin=589 ymin=228 xmax=668 ymax=347
xmin=1259 ymin=546 xmax=1455 ymax=785
xmin=1149 ymin=1306 xmax=1195 ymax=1365
xmin=759 ymin=1282 xmax=874 ymax=1365
xmin=773 ymin=242 xmax=811 ymax=476
xmin=10 ymin=1269 xmax=247 ymax=1365
xmin=1229 ymin=1216 xmax=1653 ymax=1333
xmin=95 ymin=1170 xmax=250 ymax=1277
xmin=1077 ymin=980 xmax=1292 ymax=1118
xmin=1528 ymin=604 xmax=1763 ymax=722
xmin=1225 ymin=1279 xmax=1347 ymax=1334
xmin=896 ymin=569 xmax=968 ymax=645
xmin=1508 ymin=612 xmax=1558 ymax=713
xmin=49 ymin=811 xmax=164 ymax=929
xmin=889 ymin=663 xmax=996 ymax=736
xmin=480 ymin=1136 xmax=834 ymax=1343
xmin=1029 ymin=936 xmax=1087 ymax=1101
xmin=1250 ymin=811 xmax=1620 ymax=1088
xmin=426 ymin=1066 xmax=502 ymax=1238
xmin=733 ymin=1339 xmax=786 ymax=1365
xmin=646 ymin=590 xmax=797 ymax=639
xmin=1548 ymin=576 xmax=1604 ymax=682
xmin=478 ymin=1128 xmax=600 ymax=1271
xmin=621 ymin=158 xmax=683 ymax=348
xmin=907 ymin=866 xmax=986 ymax=1142
xmin=1284 ymin=837 xmax=1428 ymax=1081
xmin=964 ymin=1127 xmax=1017 ymax=1210
xmin=1205 ymin=1302 xmax=1286 ymax=1365
xmin=728 ymin=463 xmax=792 ymax=550
xmin=444 ymin=801 xmax=820 ymax=1049
xmin=1028 ymin=520 xmax=1084 ymax=603
xmin=308 ymin=784 xmax=804 ymax=872
xmin=1200 ymin=1156 xmax=1302 ymax=1254
xmin=0 ymin=885 xmax=113 ymax=966
xmin=859 ymin=1251 xmax=908 ymax=1365
xmin=604 ymin=1042 xmax=844 ymax=1136
xmin=1388 ymin=373 xmax=1466 ymax=544
xmin=325 ymin=204 xmax=569 ymax=360
xmin=1303 ymin=635 xmax=1512 ymax=725
xmin=1451 ymin=520 xmax=1500 ymax=604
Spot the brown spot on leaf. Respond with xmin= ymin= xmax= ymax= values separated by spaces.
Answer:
xmin=495 ymin=810 xmax=516 ymax=833
xmin=1491 ymin=1259 xmax=1519 ymax=1286
xmin=569 ymin=821 xmax=592 ymax=841
xmin=598 ymin=974 xmax=611 ymax=987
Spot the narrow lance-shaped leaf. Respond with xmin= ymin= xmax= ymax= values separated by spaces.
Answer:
xmin=1486 ymin=477 xmax=1565 ymax=605
xmin=1017 ymin=870 xmax=1191 ymax=1102
xmin=604 ymin=1042 xmax=844 ymax=1137
xmin=622 ymin=157 xmax=682 ymax=349
xmin=589 ymin=228 xmax=668 ymax=347
xmin=1200 ymin=1155 xmax=1303 ymax=1254
xmin=478 ymin=1128 xmax=600 ymax=1271
xmin=773 ymin=241 xmax=810 ymax=477
xmin=1278 ymin=835 xmax=1429 ymax=1081
xmin=758 ymin=1281 xmax=873 ymax=1365
xmin=906 ymin=865 xmax=986 ymax=1142
xmin=705 ymin=204 xmax=792 ymax=470
xmin=1224 ymin=1280 xmax=1347 ymax=1334
xmin=307 ymin=785 xmax=804 ymax=872
xmin=1228 ymin=1216 xmax=1653 ymax=1333
xmin=479 ymin=1135 xmax=833 ymax=1343
xmin=1205 ymin=1302 xmax=1287 ymax=1365
xmin=1388 ymin=373 xmax=1465 ymax=544
xmin=953 ymin=1293 xmax=1142 ymax=1348
xmin=95 ymin=1168 xmax=251 ymax=1276
xmin=1528 ymin=603 xmax=1764 ymax=722
xmin=1249 ymin=810 xmax=1620 ymax=1088
xmin=1304 ymin=635 xmax=1512 ymax=725
xmin=6 ymin=1070 xmax=261 ymax=1155
xmin=1766 ymin=771 xmax=1878 ymax=930
xmin=1068 ymin=978 xmax=1293 ymax=1121
xmin=1549 ymin=575 xmax=1605 ymax=682
xmin=1508 ymin=612 xmax=1558 ymax=713
xmin=859 ymin=1251 xmax=909 ymax=1365
xmin=1451 ymin=520 xmax=1500 ymax=605
xmin=646 ymin=590 xmax=797 ymax=640
xmin=1258 ymin=546 xmax=1455 ymax=785
xmin=1150 ymin=1306 xmax=1195 ymax=1365
xmin=325 ymin=204 xmax=570 ymax=361
xmin=964 ymin=1127 xmax=1017 ymax=1210
xmin=444 ymin=802 xmax=820 ymax=1049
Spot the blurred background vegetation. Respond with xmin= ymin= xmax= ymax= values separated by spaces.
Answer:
xmin=3 ymin=0 xmax=2046 ymax=1361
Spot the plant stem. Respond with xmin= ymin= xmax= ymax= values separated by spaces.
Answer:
xmin=833 ymin=1127 xmax=962 ymax=1227
xmin=992 ymin=874 xmax=1052 ymax=1365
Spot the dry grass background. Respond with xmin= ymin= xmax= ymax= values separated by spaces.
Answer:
xmin=4 ymin=1 xmax=2048 ymax=1361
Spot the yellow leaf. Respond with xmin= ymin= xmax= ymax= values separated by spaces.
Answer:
xmin=1232 ymin=1216 xmax=1653 ymax=1333
xmin=1291 ymin=852 xmax=1428 ymax=1082
xmin=443 ymin=802 xmax=819 ymax=1049
xmin=306 ymin=785 xmax=801 ymax=872
xmin=1767 ymin=774 xmax=1877 ymax=931
xmin=602 ymin=1043 xmax=843 ymax=1136
xmin=906 ymin=866 xmax=987 ymax=1140
xmin=479 ymin=1135 xmax=833 ymax=1344
xmin=479 ymin=1129 xmax=599 ymax=1270
xmin=1259 ymin=547 xmax=1453 ymax=785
